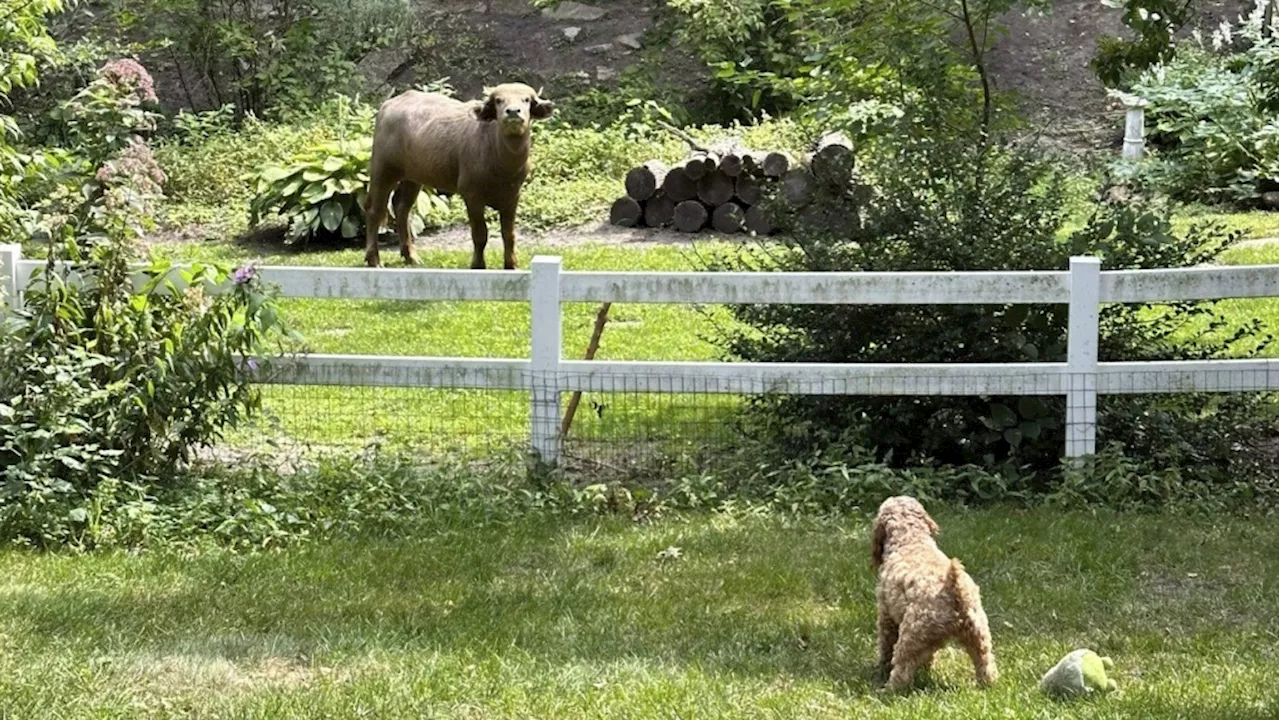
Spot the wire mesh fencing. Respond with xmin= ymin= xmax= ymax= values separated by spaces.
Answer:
xmin=215 ymin=361 xmax=1280 ymax=474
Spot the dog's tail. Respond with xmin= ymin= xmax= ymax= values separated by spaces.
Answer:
xmin=947 ymin=558 xmax=981 ymax=614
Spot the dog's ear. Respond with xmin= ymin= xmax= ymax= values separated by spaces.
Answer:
xmin=923 ymin=509 xmax=940 ymax=536
xmin=871 ymin=517 xmax=887 ymax=570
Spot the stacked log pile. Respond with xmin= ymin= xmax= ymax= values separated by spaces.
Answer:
xmin=609 ymin=131 xmax=860 ymax=236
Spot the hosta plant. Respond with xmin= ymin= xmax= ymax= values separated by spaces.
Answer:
xmin=248 ymin=140 xmax=448 ymax=244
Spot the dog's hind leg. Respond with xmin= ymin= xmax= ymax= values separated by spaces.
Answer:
xmin=961 ymin=618 xmax=998 ymax=687
xmin=887 ymin=611 xmax=944 ymax=691
xmin=876 ymin=610 xmax=899 ymax=673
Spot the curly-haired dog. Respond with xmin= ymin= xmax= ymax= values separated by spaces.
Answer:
xmin=871 ymin=496 xmax=997 ymax=691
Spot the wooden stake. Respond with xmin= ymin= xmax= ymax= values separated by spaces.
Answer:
xmin=560 ymin=302 xmax=612 ymax=439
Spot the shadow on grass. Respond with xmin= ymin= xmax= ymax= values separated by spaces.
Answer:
xmin=1 ymin=512 xmax=1276 ymax=713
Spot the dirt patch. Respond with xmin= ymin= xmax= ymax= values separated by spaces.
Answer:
xmin=987 ymin=0 xmax=1254 ymax=151
xmin=408 ymin=222 xmax=747 ymax=251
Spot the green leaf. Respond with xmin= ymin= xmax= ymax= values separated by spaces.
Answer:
xmin=320 ymin=200 xmax=343 ymax=232
xmin=340 ymin=214 xmax=360 ymax=239
xmin=1003 ymin=428 xmax=1023 ymax=447
xmin=990 ymin=403 xmax=1017 ymax=428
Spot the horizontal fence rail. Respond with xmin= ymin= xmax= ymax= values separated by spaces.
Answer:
xmin=2 ymin=244 xmax=1276 ymax=464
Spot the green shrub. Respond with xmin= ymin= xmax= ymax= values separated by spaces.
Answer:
xmin=49 ymin=58 xmax=162 ymax=165
xmin=704 ymin=127 xmax=1275 ymax=488
xmin=0 ymin=235 xmax=296 ymax=548
xmin=1126 ymin=7 xmax=1279 ymax=206
xmin=1090 ymin=0 xmax=1195 ymax=88
xmin=117 ymin=0 xmax=412 ymax=117
xmin=247 ymin=139 xmax=449 ymax=244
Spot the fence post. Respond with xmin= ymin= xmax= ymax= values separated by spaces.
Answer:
xmin=0 ymin=244 xmax=21 ymax=313
xmin=1121 ymin=96 xmax=1147 ymax=160
xmin=529 ymin=255 xmax=563 ymax=464
xmin=1066 ymin=256 xmax=1101 ymax=459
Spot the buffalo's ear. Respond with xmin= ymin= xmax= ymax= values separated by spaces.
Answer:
xmin=531 ymin=97 xmax=555 ymax=120
xmin=474 ymin=95 xmax=498 ymax=121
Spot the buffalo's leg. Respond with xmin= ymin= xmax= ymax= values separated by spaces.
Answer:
xmin=391 ymin=181 xmax=423 ymax=265
xmin=465 ymin=197 xmax=488 ymax=270
xmin=498 ymin=203 xmax=519 ymax=270
xmin=363 ymin=166 xmax=398 ymax=268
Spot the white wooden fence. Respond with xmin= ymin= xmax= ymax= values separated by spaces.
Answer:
xmin=2 ymin=244 xmax=1277 ymax=464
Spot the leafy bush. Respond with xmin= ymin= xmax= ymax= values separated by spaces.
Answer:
xmin=704 ymin=127 xmax=1275 ymax=488
xmin=1091 ymin=0 xmax=1195 ymax=88
xmin=1126 ymin=6 xmax=1279 ymax=206
xmin=0 ymin=235 xmax=296 ymax=548
xmin=247 ymin=139 xmax=448 ymax=244
xmin=116 ymin=0 xmax=413 ymax=117
xmin=50 ymin=58 xmax=162 ymax=164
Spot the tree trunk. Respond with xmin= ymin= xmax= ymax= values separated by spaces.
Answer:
xmin=672 ymin=200 xmax=709 ymax=233
xmin=781 ymin=168 xmax=814 ymax=208
xmin=696 ymin=170 xmax=735 ymax=206
xmin=609 ymin=197 xmax=643 ymax=227
xmin=744 ymin=205 xmax=774 ymax=236
xmin=624 ymin=160 xmax=668 ymax=201
xmin=662 ymin=167 xmax=698 ymax=202
xmin=734 ymin=174 xmax=762 ymax=206
xmin=711 ymin=202 xmax=745 ymax=234
xmin=762 ymin=151 xmax=792 ymax=178
xmin=811 ymin=132 xmax=855 ymax=189
xmin=643 ymin=192 xmax=676 ymax=227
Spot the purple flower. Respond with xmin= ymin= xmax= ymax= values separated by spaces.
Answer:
xmin=100 ymin=58 xmax=158 ymax=104
xmin=246 ymin=358 xmax=260 ymax=372
xmin=233 ymin=265 xmax=257 ymax=284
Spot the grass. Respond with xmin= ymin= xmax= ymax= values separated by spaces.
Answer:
xmin=155 ymin=241 xmax=743 ymax=448
xmin=153 ymin=233 xmax=1278 ymax=449
xmin=147 ymin=107 xmax=1278 ymax=447
xmin=0 ymin=508 xmax=1274 ymax=718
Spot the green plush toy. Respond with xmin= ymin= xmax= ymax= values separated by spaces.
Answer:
xmin=1040 ymin=649 xmax=1117 ymax=698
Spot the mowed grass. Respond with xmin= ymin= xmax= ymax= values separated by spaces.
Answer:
xmin=0 ymin=509 xmax=1274 ymax=718
xmin=152 ymin=234 xmax=1278 ymax=448
xmin=155 ymin=241 xmax=744 ymax=447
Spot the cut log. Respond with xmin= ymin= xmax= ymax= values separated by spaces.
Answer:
xmin=672 ymin=200 xmax=708 ymax=233
xmin=711 ymin=202 xmax=745 ymax=234
xmin=696 ymin=170 xmax=735 ymax=206
xmin=781 ymin=168 xmax=814 ymax=208
xmin=811 ymin=132 xmax=855 ymax=188
xmin=609 ymin=196 xmax=643 ymax=227
xmin=716 ymin=149 xmax=744 ymax=177
xmin=684 ymin=153 xmax=712 ymax=180
xmin=740 ymin=151 xmax=761 ymax=175
xmin=761 ymin=151 xmax=792 ymax=178
xmin=734 ymin=174 xmax=762 ymax=206
xmin=643 ymin=192 xmax=675 ymax=227
xmin=744 ymin=205 xmax=774 ymax=236
xmin=624 ymin=160 xmax=668 ymax=201
xmin=661 ymin=167 xmax=698 ymax=202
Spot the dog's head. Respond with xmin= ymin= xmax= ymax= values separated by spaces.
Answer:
xmin=871 ymin=495 xmax=939 ymax=570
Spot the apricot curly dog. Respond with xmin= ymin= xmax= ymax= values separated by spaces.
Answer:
xmin=871 ymin=496 xmax=998 ymax=691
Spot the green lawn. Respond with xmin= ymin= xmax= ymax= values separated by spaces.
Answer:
xmin=169 ymin=242 xmax=742 ymax=449
xmin=152 ymin=232 xmax=1278 ymax=450
xmin=0 ymin=509 xmax=1274 ymax=718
